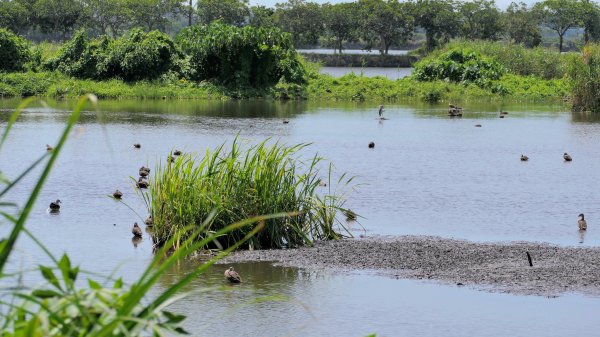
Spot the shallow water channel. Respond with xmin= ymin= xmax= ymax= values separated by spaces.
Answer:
xmin=1 ymin=98 xmax=600 ymax=336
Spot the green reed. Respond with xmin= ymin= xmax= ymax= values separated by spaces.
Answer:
xmin=147 ymin=139 xmax=354 ymax=250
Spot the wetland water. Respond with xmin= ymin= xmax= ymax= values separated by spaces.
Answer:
xmin=1 ymin=99 xmax=600 ymax=336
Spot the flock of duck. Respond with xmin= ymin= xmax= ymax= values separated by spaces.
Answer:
xmin=46 ymin=142 xmax=243 ymax=283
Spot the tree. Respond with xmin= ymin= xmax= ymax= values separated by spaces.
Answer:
xmin=249 ymin=5 xmax=275 ymax=28
xmin=322 ymin=2 xmax=358 ymax=54
xmin=536 ymin=0 xmax=582 ymax=52
xmin=458 ymin=0 xmax=503 ymax=40
xmin=503 ymin=2 xmax=542 ymax=47
xmin=126 ymin=0 xmax=183 ymax=32
xmin=0 ymin=0 xmax=28 ymax=34
xmin=33 ymin=0 xmax=87 ymax=40
xmin=274 ymin=0 xmax=323 ymax=47
xmin=84 ymin=0 xmax=131 ymax=37
xmin=197 ymin=0 xmax=250 ymax=27
xmin=581 ymin=0 xmax=600 ymax=43
xmin=356 ymin=0 xmax=414 ymax=55
xmin=414 ymin=0 xmax=459 ymax=51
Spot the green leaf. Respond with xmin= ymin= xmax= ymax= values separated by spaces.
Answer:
xmin=39 ymin=266 xmax=62 ymax=291
xmin=32 ymin=289 xmax=61 ymax=299
xmin=163 ymin=311 xmax=186 ymax=324
xmin=88 ymin=279 xmax=102 ymax=290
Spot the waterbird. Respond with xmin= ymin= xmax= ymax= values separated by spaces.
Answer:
xmin=283 ymin=120 xmax=290 ymax=124
xmin=144 ymin=215 xmax=153 ymax=226
xmin=139 ymin=169 xmax=149 ymax=177
xmin=448 ymin=104 xmax=462 ymax=117
xmin=368 ymin=142 xmax=375 ymax=148
xmin=168 ymin=156 xmax=176 ymax=163
xmin=344 ymin=209 xmax=357 ymax=221
xmin=113 ymin=190 xmax=123 ymax=199
xmin=520 ymin=155 xmax=529 ymax=161
xmin=174 ymin=150 xmax=182 ymax=156
xmin=46 ymin=144 xmax=53 ymax=152
xmin=49 ymin=199 xmax=61 ymax=211
xmin=474 ymin=124 xmax=482 ymax=127
xmin=500 ymin=111 xmax=509 ymax=115
xmin=563 ymin=152 xmax=572 ymax=162
xmin=133 ymin=143 xmax=141 ymax=149
xmin=136 ymin=177 xmax=149 ymax=189
xmin=139 ymin=166 xmax=150 ymax=173
xmin=378 ymin=105 xmax=385 ymax=117
xmin=224 ymin=267 xmax=242 ymax=283
xmin=578 ymin=213 xmax=587 ymax=230
xmin=132 ymin=222 xmax=143 ymax=237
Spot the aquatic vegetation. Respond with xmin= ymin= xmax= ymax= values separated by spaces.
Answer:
xmin=569 ymin=43 xmax=600 ymax=112
xmin=146 ymin=139 xmax=354 ymax=250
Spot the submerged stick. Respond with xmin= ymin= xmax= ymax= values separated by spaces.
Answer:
xmin=526 ymin=251 xmax=533 ymax=267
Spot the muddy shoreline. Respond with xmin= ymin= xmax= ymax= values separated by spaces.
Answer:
xmin=219 ymin=236 xmax=600 ymax=297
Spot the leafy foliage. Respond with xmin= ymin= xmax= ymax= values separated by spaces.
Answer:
xmin=197 ymin=0 xmax=250 ymax=27
xmin=413 ymin=48 xmax=506 ymax=87
xmin=503 ymin=2 xmax=543 ymax=48
xmin=0 ymin=28 xmax=31 ymax=72
xmin=356 ymin=0 xmax=414 ymax=55
xmin=44 ymin=29 xmax=180 ymax=81
xmin=176 ymin=22 xmax=305 ymax=87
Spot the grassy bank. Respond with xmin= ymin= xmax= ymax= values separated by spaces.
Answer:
xmin=0 ymin=70 xmax=569 ymax=103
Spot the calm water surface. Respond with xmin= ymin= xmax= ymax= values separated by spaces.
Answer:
xmin=319 ymin=67 xmax=413 ymax=79
xmin=1 ymin=99 xmax=599 ymax=336
xmin=298 ymin=49 xmax=410 ymax=55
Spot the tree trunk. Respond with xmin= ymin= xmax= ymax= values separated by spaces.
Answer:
xmin=426 ymin=31 xmax=435 ymax=51
xmin=559 ymin=33 xmax=564 ymax=53
xmin=189 ymin=0 xmax=193 ymax=26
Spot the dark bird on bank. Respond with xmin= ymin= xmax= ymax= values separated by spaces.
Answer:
xmin=49 ymin=199 xmax=61 ymax=211
xmin=563 ymin=152 xmax=572 ymax=161
xmin=578 ymin=213 xmax=587 ymax=230
xmin=136 ymin=177 xmax=149 ymax=189
xmin=46 ymin=144 xmax=53 ymax=152
xmin=520 ymin=155 xmax=529 ymax=161
xmin=224 ymin=267 xmax=242 ymax=283
xmin=132 ymin=222 xmax=143 ymax=237
xmin=113 ymin=189 xmax=123 ymax=199
xmin=174 ymin=150 xmax=182 ymax=156
xmin=133 ymin=143 xmax=141 ymax=149
xmin=368 ymin=142 xmax=375 ymax=148
xmin=378 ymin=105 xmax=385 ymax=117
xmin=144 ymin=215 xmax=153 ymax=226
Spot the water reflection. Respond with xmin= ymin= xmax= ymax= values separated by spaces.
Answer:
xmin=579 ymin=229 xmax=587 ymax=244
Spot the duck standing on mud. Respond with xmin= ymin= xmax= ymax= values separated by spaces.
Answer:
xmin=132 ymin=222 xmax=143 ymax=237
xmin=578 ymin=214 xmax=587 ymax=230
xmin=225 ymin=267 xmax=242 ymax=283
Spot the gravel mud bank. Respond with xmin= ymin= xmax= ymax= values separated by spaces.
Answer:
xmin=219 ymin=236 xmax=600 ymax=296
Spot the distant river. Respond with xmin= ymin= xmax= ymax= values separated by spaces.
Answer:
xmin=319 ymin=66 xmax=413 ymax=79
xmin=298 ymin=48 xmax=410 ymax=55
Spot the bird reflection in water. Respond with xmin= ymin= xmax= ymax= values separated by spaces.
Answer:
xmin=578 ymin=230 xmax=587 ymax=244
xmin=131 ymin=236 xmax=142 ymax=248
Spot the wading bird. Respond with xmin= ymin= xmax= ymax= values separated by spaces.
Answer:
xmin=225 ymin=267 xmax=242 ymax=283
xmin=378 ymin=105 xmax=384 ymax=117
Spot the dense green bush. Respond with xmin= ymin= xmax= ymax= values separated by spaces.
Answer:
xmin=413 ymin=48 xmax=506 ymax=87
xmin=569 ymin=44 xmax=600 ymax=112
xmin=176 ymin=22 xmax=306 ymax=87
xmin=437 ymin=40 xmax=574 ymax=80
xmin=0 ymin=28 xmax=31 ymax=72
xmin=44 ymin=29 xmax=179 ymax=81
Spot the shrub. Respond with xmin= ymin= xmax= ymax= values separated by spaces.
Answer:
xmin=44 ymin=29 xmax=179 ymax=81
xmin=175 ymin=22 xmax=306 ymax=87
xmin=0 ymin=28 xmax=31 ymax=72
xmin=412 ymin=48 xmax=506 ymax=88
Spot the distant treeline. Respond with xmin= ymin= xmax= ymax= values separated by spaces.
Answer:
xmin=1 ymin=0 xmax=599 ymax=53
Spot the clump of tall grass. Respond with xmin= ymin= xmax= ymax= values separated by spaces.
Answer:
xmin=145 ymin=139 xmax=354 ymax=250
xmin=569 ymin=43 xmax=600 ymax=112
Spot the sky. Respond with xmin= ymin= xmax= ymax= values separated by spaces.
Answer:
xmin=248 ymin=0 xmax=539 ymax=10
